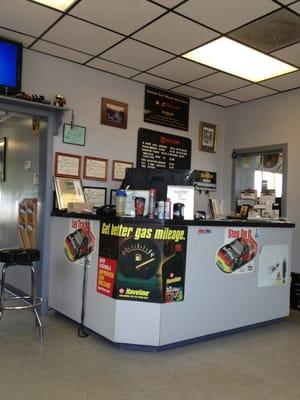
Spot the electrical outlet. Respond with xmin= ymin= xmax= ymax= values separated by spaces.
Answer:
xmin=33 ymin=173 xmax=39 ymax=185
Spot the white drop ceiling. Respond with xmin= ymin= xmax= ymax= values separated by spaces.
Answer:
xmin=1 ymin=0 xmax=300 ymax=107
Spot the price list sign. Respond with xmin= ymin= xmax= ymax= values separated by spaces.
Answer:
xmin=137 ymin=128 xmax=191 ymax=169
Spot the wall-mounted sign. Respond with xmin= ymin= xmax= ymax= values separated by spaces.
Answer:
xmin=137 ymin=128 xmax=191 ymax=169
xmin=144 ymin=85 xmax=189 ymax=131
xmin=194 ymin=170 xmax=217 ymax=192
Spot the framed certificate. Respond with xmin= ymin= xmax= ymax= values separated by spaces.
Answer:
xmin=63 ymin=123 xmax=86 ymax=146
xmin=112 ymin=160 xmax=133 ymax=181
xmin=83 ymin=156 xmax=108 ymax=181
xmin=83 ymin=186 xmax=107 ymax=208
xmin=54 ymin=152 xmax=81 ymax=178
xmin=54 ymin=177 xmax=85 ymax=210
xmin=110 ymin=189 xmax=117 ymax=205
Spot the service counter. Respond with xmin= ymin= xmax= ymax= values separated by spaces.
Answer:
xmin=49 ymin=212 xmax=295 ymax=350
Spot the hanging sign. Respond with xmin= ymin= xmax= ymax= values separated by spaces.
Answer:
xmin=144 ymin=85 xmax=189 ymax=131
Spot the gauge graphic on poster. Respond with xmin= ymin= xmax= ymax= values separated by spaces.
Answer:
xmin=118 ymin=238 xmax=161 ymax=279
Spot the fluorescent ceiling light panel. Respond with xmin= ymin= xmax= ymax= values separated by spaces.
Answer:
xmin=32 ymin=0 xmax=76 ymax=11
xmin=183 ymin=37 xmax=297 ymax=82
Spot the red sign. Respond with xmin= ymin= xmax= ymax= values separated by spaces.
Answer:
xmin=97 ymin=257 xmax=117 ymax=297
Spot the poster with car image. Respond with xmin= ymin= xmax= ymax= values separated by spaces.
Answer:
xmin=98 ymin=222 xmax=187 ymax=303
xmin=64 ymin=219 xmax=96 ymax=265
xmin=258 ymin=245 xmax=289 ymax=287
xmin=216 ymin=227 xmax=258 ymax=274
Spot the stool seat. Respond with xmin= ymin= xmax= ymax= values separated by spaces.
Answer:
xmin=0 ymin=247 xmax=43 ymax=341
xmin=0 ymin=248 xmax=40 ymax=264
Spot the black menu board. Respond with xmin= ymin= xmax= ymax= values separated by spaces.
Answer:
xmin=136 ymin=128 xmax=191 ymax=169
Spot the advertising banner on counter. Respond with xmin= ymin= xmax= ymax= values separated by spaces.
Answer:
xmin=64 ymin=219 xmax=96 ymax=265
xmin=97 ymin=222 xmax=188 ymax=303
xmin=215 ymin=227 xmax=258 ymax=274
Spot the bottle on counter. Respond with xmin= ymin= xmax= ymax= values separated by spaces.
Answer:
xmin=148 ymin=188 xmax=156 ymax=219
xmin=115 ymin=189 xmax=127 ymax=217
xmin=157 ymin=201 xmax=165 ymax=219
xmin=164 ymin=198 xmax=171 ymax=219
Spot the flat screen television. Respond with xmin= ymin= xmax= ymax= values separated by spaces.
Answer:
xmin=0 ymin=37 xmax=23 ymax=95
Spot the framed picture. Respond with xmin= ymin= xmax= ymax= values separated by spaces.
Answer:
xmin=101 ymin=98 xmax=128 ymax=129
xmin=54 ymin=152 xmax=81 ymax=178
xmin=240 ymin=205 xmax=249 ymax=219
xmin=83 ymin=186 xmax=107 ymax=208
xmin=199 ymin=121 xmax=217 ymax=153
xmin=83 ymin=156 xmax=108 ymax=181
xmin=112 ymin=160 xmax=133 ymax=181
xmin=0 ymin=137 xmax=7 ymax=181
xmin=110 ymin=189 xmax=117 ymax=206
xmin=54 ymin=177 xmax=85 ymax=210
xmin=63 ymin=123 xmax=86 ymax=146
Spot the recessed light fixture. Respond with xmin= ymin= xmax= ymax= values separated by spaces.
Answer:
xmin=32 ymin=0 xmax=77 ymax=11
xmin=183 ymin=37 xmax=297 ymax=82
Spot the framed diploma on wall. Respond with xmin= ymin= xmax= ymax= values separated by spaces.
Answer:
xmin=54 ymin=177 xmax=85 ymax=210
xmin=112 ymin=160 xmax=133 ymax=181
xmin=83 ymin=186 xmax=107 ymax=208
xmin=83 ymin=156 xmax=108 ymax=181
xmin=54 ymin=152 xmax=81 ymax=178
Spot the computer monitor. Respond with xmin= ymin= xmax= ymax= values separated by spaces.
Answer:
xmin=0 ymin=37 xmax=23 ymax=95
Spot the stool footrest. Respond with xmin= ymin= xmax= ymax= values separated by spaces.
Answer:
xmin=1 ymin=296 xmax=43 ymax=310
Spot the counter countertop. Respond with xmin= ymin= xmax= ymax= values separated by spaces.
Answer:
xmin=51 ymin=210 xmax=295 ymax=228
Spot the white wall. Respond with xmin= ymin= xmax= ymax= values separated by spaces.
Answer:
xmin=21 ymin=49 xmax=227 ymax=214
xmin=225 ymin=89 xmax=300 ymax=272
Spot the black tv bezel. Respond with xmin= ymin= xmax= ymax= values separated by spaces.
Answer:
xmin=0 ymin=36 xmax=23 ymax=96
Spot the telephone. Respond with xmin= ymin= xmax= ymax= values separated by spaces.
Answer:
xmin=95 ymin=204 xmax=116 ymax=216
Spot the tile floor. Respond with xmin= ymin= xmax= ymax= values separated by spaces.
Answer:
xmin=0 ymin=309 xmax=299 ymax=400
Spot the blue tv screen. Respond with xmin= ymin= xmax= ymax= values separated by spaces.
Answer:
xmin=0 ymin=37 xmax=23 ymax=95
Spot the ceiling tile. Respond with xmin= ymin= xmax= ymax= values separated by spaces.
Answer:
xmin=204 ymin=96 xmax=240 ymax=106
xmin=0 ymin=28 xmax=35 ymax=48
xmin=225 ymin=85 xmax=277 ymax=101
xmin=148 ymin=58 xmax=215 ymax=83
xmin=70 ymin=0 xmax=166 ymax=35
xmin=272 ymin=42 xmax=300 ymax=67
xmin=176 ymin=0 xmax=280 ymax=33
xmin=155 ymin=0 xmax=185 ymax=8
xmin=131 ymin=73 xmax=177 ymax=89
xmin=276 ymin=0 xmax=296 ymax=4
xmin=43 ymin=15 xmax=123 ymax=55
xmin=87 ymin=58 xmax=139 ymax=78
xmin=229 ymin=9 xmax=300 ymax=52
xmin=0 ymin=0 xmax=61 ymax=37
xmin=100 ymin=39 xmax=172 ymax=70
xmin=189 ymin=73 xmax=250 ymax=93
xmin=262 ymin=70 xmax=300 ymax=90
xmin=133 ymin=13 xmax=218 ymax=55
xmin=171 ymin=85 xmax=211 ymax=99
xmin=288 ymin=1 xmax=300 ymax=13
xmin=31 ymin=40 xmax=92 ymax=63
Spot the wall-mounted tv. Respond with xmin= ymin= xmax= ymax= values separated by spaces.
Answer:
xmin=0 ymin=37 xmax=23 ymax=95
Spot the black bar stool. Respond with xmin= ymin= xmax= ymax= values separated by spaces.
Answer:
xmin=0 ymin=248 xmax=44 ymax=341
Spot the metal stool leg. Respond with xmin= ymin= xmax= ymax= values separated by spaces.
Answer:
xmin=0 ymin=263 xmax=8 ymax=320
xmin=30 ymin=264 xmax=44 ymax=342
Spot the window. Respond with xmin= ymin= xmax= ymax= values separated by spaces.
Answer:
xmin=232 ymin=145 xmax=287 ymax=216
